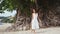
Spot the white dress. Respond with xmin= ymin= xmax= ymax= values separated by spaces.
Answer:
xmin=31 ymin=13 xmax=39 ymax=29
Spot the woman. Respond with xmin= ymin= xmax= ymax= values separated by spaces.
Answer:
xmin=31 ymin=9 xmax=39 ymax=34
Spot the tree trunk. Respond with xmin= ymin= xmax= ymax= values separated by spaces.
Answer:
xmin=35 ymin=0 xmax=38 ymax=11
xmin=6 ymin=7 xmax=31 ymax=31
xmin=35 ymin=0 xmax=44 ymax=27
xmin=15 ymin=8 xmax=21 ymax=23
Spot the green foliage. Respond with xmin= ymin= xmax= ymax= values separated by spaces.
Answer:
xmin=0 ymin=0 xmax=16 ymax=11
xmin=0 ymin=0 xmax=35 ymax=10
xmin=0 ymin=0 xmax=33 ymax=16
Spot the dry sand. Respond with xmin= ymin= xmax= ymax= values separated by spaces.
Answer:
xmin=0 ymin=23 xmax=60 ymax=34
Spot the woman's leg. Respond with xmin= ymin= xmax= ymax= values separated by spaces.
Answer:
xmin=31 ymin=29 xmax=36 ymax=34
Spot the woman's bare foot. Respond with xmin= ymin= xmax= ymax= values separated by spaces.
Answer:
xmin=31 ymin=29 xmax=36 ymax=34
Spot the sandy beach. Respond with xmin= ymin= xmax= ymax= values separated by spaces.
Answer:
xmin=0 ymin=23 xmax=60 ymax=34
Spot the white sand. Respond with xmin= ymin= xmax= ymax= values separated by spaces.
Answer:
xmin=0 ymin=23 xmax=60 ymax=34
xmin=0 ymin=23 xmax=12 ymax=32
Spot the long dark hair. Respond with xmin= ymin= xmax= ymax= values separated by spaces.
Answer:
xmin=32 ymin=8 xmax=39 ymax=13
